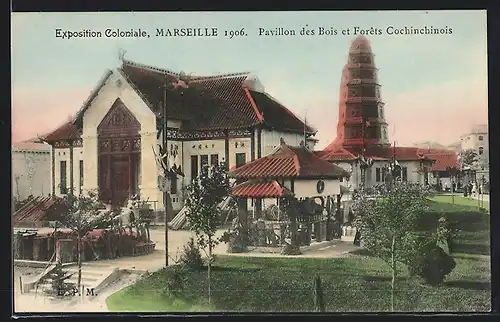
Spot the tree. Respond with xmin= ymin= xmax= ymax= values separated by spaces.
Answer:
xmin=43 ymin=259 xmax=75 ymax=297
xmin=351 ymin=182 xmax=431 ymax=312
xmin=45 ymin=190 xmax=113 ymax=289
xmin=184 ymin=161 xmax=230 ymax=307
xmin=459 ymin=149 xmax=479 ymax=186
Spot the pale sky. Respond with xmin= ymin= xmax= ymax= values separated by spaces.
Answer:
xmin=11 ymin=10 xmax=488 ymax=149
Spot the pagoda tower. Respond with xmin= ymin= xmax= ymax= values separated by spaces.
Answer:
xmin=329 ymin=35 xmax=390 ymax=153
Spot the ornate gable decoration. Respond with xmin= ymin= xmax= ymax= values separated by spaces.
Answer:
xmin=98 ymin=98 xmax=141 ymax=136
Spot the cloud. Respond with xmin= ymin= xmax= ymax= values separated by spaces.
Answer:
xmin=11 ymin=87 xmax=91 ymax=142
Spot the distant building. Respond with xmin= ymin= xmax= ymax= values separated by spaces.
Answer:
xmin=460 ymin=124 xmax=489 ymax=181
xmin=12 ymin=139 xmax=51 ymax=200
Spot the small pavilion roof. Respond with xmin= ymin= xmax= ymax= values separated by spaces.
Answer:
xmin=232 ymin=180 xmax=293 ymax=199
xmin=229 ymin=140 xmax=350 ymax=180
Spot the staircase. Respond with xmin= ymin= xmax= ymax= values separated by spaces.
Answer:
xmin=30 ymin=262 xmax=119 ymax=295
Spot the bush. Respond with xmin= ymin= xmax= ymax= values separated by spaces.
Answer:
xmin=281 ymin=243 xmax=301 ymax=255
xmin=43 ymin=260 xmax=75 ymax=297
xmin=408 ymin=244 xmax=456 ymax=286
xmin=160 ymin=268 xmax=188 ymax=298
xmin=224 ymin=229 xmax=248 ymax=253
xmin=179 ymin=237 xmax=204 ymax=270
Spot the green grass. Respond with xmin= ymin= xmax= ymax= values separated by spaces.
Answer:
xmin=429 ymin=195 xmax=489 ymax=210
xmin=106 ymin=201 xmax=491 ymax=313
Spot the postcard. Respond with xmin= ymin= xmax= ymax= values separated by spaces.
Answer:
xmin=12 ymin=10 xmax=490 ymax=314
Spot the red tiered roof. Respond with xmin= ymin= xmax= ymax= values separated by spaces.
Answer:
xmin=232 ymin=180 xmax=292 ymax=198
xmin=229 ymin=142 xmax=350 ymax=179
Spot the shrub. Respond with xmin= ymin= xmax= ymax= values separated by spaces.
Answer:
xmin=281 ymin=242 xmax=301 ymax=255
xmin=43 ymin=260 xmax=75 ymax=297
xmin=408 ymin=244 xmax=456 ymax=286
xmin=179 ymin=237 xmax=204 ymax=270
xmin=160 ymin=268 xmax=188 ymax=298
xmin=222 ymin=228 xmax=248 ymax=253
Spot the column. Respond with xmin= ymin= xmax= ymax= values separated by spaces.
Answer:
xmin=51 ymin=145 xmax=56 ymax=196
xmin=139 ymin=131 xmax=160 ymax=209
xmin=237 ymin=197 xmax=249 ymax=247
xmin=82 ymin=135 xmax=99 ymax=194
xmin=69 ymin=141 xmax=74 ymax=195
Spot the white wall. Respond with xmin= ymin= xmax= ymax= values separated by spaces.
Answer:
xmin=283 ymin=179 xmax=341 ymax=199
xmin=81 ymin=70 xmax=159 ymax=207
xmin=261 ymin=129 xmax=315 ymax=156
xmin=12 ymin=149 xmax=51 ymax=200
xmin=53 ymin=146 xmax=85 ymax=196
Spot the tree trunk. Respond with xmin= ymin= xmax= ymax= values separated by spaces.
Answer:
xmin=390 ymin=235 xmax=396 ymax=312
xmin=77 ymin=233 xmax=82 ymax=290
xmin=207 ymin=234 xmax=212 ymax=309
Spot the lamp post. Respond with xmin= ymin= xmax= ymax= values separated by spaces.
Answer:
xmin=162 ymin=74 xmax=169 ymax=267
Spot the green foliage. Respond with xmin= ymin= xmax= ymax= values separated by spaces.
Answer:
xmin=45 ymin=190 xmax=114 ymax=235
xmin=459 ymin=149 xmax=479 ymax=169
xmin=179 ymin=237 xmax=204 ymax=270
xmin=352 ymin=182 xmax=431 ymax=311
xmin=352 ymin=182 xmax=431 ymax=265
xmin=408 ymin=244 xmax=457 ymax=286
xmin=184 ymin=162 xmax=230 ymax=253
xmin=43 ymin=260 xmax=75 ymax=297
xmin=313 ymin=275 xmax=325 ymax=312
xmin=160 ymin=267 xmax=188 ymax=299
xmin=225 ymin=230 xmax=248 ymax=253
xmin=108 ymin=255 xmax=490 ymax=312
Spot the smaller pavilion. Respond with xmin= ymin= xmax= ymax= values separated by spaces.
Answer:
xmin=228 ymin=139 xmax=351 ymax=251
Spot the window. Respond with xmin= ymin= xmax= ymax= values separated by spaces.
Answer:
xmin=170 ymin=175 xmax=178 ymax=194
xmin=200 ymin=155 xmax=209 ymax=167
xmin=210 ymin=154 xmax=219 ymax=167
xmin=236 ymin=153 xmax=246 ymax=168
xmin=381 ymin=167 xmax=387 ymax=182
xmin=190 ymin=156 xmax=198 ymax=180
xmin=79 ymin=160 xmax=84 ymax=188
xmin=376 ymin=168 xmax=381 ymax=182
xmin=478 ymin=135 xmax=483 ymax=141
xmin=402 ymin=167 xmax=408 ymax=182
xmin=479 ymin=147 xmax=484 ymax=155
xmin=60 ymin=161 xmax=67 ymax=194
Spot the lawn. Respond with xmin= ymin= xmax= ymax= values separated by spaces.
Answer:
xmin=429 ymin=195 xmax=489 ymax=210
xmin=106 ymin=201 xmax=491 ymax=312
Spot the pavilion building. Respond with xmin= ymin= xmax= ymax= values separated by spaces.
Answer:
xmin=40 ymin=60 xmax=318 ymax=216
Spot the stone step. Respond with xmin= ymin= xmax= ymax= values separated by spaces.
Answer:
xmin=63 ymin=268 xmax=109 ymax=277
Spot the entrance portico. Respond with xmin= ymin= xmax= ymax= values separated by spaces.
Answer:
xmin=97 ymin=99 xmax=141 ymax=206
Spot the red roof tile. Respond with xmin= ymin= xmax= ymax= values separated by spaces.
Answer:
xmin=315 ymin=147 xmax=358 ymax=161
xmin=232 ymin=180 xmax=292 ymax=198
xmin=13 ymin=197 xmax=61 ymax=223
xmin=427 ymin=153 xmax=460 ymax=171
xmin=120 ymin=61 xmax=313 ymax=133
xmin=318 ymin=143 xmax=459 ymax=171
xmin=230 ymin=142 xmax=350 ymax=179
xmin=42 ymin=121 xmax=81 ymax=142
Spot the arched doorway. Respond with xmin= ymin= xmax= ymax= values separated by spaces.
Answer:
xmin=97 ymin=99 xmax=141 ymax=206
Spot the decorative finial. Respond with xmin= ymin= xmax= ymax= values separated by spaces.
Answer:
xmin=117 ymin=48 xmax=127 ymax=62
xmin=280 ymin=137 xmax=285 ymax=145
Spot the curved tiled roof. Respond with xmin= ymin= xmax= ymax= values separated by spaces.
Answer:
xmin=41 ymin=60 xmax=315 ymax=142
xmin=232 ymin=180 xmax=292 ymax=198
xmin=42 ymin=121 xmax=81 ymax=143
xmin=230 ymin=142 xmax=350 ymax=179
